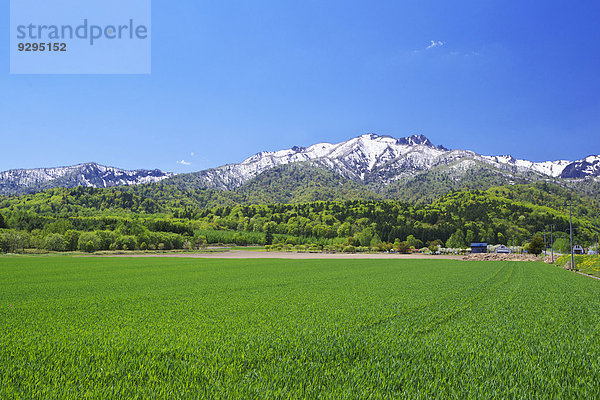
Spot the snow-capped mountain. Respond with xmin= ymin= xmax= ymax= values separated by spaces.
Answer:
xmin=0 ymin=162 xmax=172 ymax=195
xmin=1 ymin=134 xmax=597 ymax=196
xmin=559 ymin=155 xmax=600 ymax=178
xmin=192 ymin=134 xmax=449 ymax=189
xmin=187 ymin=133 xmax=599 ymax=190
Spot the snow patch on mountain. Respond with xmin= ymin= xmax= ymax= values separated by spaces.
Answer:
xmin=483 ymin=155 xmax=571 ymax=177
xmin=560 ymin=155 xmax=600 ymax=178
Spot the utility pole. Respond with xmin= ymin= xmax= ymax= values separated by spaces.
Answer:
xmin=569 ymin=200 xmax=574 ymax=270
xmin=544 ymin=230 xmax=547 ymax=258
xmin=550 ymin=225 xmax=554 ymax=263
xmin=594 ymin=214 xmax=600 ymax=258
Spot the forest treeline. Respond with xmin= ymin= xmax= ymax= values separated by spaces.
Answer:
xmin=0 ymin=182 xmax=598 ymax=253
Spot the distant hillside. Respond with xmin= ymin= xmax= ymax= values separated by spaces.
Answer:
xmin=166 ymin=162 xmax=379 ymax=204
xmin=0 ymin=162 xmax=172 ymax=195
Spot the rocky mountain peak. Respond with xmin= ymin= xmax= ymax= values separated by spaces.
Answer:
xmin=396 ymin=134 xmax=434 ymax=147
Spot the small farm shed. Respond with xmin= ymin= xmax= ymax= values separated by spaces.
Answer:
xmin=471 ymin=243 xmax=488 ymax=254
xmin=573 ymin=245 xmax=585 ymax=255
xmin=496 ymin=245 xmax=511 ymax=254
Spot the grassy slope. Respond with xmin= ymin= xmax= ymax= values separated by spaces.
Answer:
xmin=1 ymin=257 xmax=600 ymax=398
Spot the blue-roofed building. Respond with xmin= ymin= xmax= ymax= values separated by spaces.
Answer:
xmin=471 ymin=243 xmax=488 ymax=254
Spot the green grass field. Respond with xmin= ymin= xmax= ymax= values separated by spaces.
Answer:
xmin=1 ymin=257 xmax=600 ymax=399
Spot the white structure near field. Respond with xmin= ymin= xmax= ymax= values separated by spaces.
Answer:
xmin=496 ymin=245 xmax=511 ymax=254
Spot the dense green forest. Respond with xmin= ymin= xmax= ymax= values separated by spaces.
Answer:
xmin=163 ymin=160 xmax=600 ymax=205
xmin=1 ymin=180 xmax=598 ymax=254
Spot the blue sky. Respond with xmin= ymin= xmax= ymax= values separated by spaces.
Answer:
xmin=2 ymin=0 xmax=600 ymax=172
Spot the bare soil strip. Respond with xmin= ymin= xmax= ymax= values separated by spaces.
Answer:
xmin=102 ymin=250 xmax=463 ymax=260
xmin=462 ymin=253 xmax=542 ymax=262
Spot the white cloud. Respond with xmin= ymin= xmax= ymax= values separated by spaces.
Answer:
xmin=190 ymin=152 xmax=195 ymax=157
xmin=177 ymin=159 xmax=191 ymax=166
xmin=426 ymin=40 xmax=444 ymax=49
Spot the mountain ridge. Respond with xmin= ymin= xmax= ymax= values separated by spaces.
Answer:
xmin=0 ymin=133 xmax=598 ymax=196
xmin=0 ymin=162 xmax=173 ymax=195
xmin=171 ymin=133 xmax=599 ymax=191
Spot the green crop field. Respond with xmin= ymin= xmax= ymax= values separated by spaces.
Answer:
xmin=1 ymin=257 xmax=600 ymax=399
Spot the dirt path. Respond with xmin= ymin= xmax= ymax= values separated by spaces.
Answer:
xmin=102 ymin=250 xmax=463 ymax=260
xmin=574 ymin=271 xmax=600 ymax=281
